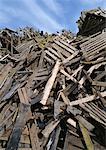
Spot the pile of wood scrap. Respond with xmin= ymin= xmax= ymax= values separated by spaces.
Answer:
xmin=77 ymin=7 xmax=106 ymax=36
xmin=0 ymin=10 xmax=106 ymax=150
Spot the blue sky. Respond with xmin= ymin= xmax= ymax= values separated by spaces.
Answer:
xmin=0 ymin=0 xmax=105 ymax=33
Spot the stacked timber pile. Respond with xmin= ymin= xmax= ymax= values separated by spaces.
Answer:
xmin=77 ymin=7 xmax=106 ymax=36
xmin=0 ymin=9 xmax=106 ymax=150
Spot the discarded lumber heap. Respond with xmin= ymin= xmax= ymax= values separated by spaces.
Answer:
xmin=0 ymin=8 xmax=106 ymax=150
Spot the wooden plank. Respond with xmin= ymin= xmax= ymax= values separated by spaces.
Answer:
xmin=79 ymin=122 xmax=94 ymax=150
xmin=44 ymin=55 xmax=54 ymax=64
xmin=0 ymin=134 xmax=30 ymax=144
xmin=28 ymin=122 xmax=40 ymax=150
xmin=69 ymin=91 xmax=106 ymax=106
xmin=59 ymin=39 xmax=77 ymax=51
xmin=0 ymin=63 xmax=12 ymax=88
xmin=52 ymin=43 xmax=71 ymax=58
xmin=62 ymin=51 xmax=79 ymax=64
xmin=42 ymin=120 xmax=59 ymax=138
xmin=45 ymin=50 xmax=58 ymax=61
xmin=47 ymin=47 xmax=60 ymax=58
xmin=0 ymin=54 xmax=9 ymax=61
xmin=84 ymin=103 xmax=106 ymax=122
xmin=6 ymin=87 xmax=31 ymax=150
xmin=40 ymin=60 xmax=60 ymax=105
xmin=49 ymin=126 xmax=61 ymax=150
xmin=6 ymin=104 xmax=30 ymax=150
xmin=92 ymin=81 xmax=106 ymax=87
xmin=54 ymin=40 xmax=74 ymax=54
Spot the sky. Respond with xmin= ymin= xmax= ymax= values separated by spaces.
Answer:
xmin=0 ymin=0 xmax=105 ymax=33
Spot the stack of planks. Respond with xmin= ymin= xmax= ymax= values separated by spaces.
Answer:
xmin=0 ymin=9 xmax=106 ymax=150
xmin=77 ymin=7 xmax=106 ymax=36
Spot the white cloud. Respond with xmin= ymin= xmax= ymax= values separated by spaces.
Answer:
xmin=79 ymin=0 xmax=106 ymax=9
xmin=22 ymin=0 xmax=63 ymax=32
xmin=41 ymin=0 xmax=62 ymax=16
xmin=0 ymin=0 xmax=64 ymax=32
xmin=0 ymin=5 xmax=36 ymax=26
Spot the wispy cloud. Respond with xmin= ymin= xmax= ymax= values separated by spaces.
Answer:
xmin=0 ymin=0 xmax=64 ymax=32
xmin=79 ymin=0 xmax=106 ymax=9
xmin=41 ymin=0 xmax=62 ymax=16
xmin=21 ymin=0 xmax=63 ymax=32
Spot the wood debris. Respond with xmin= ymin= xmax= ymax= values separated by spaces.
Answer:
xmin=0 ymin=8 xmax=106 ymax=150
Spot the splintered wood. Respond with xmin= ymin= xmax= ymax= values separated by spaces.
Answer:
xmin=0 ymin=8 xmax=106 ymax=150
